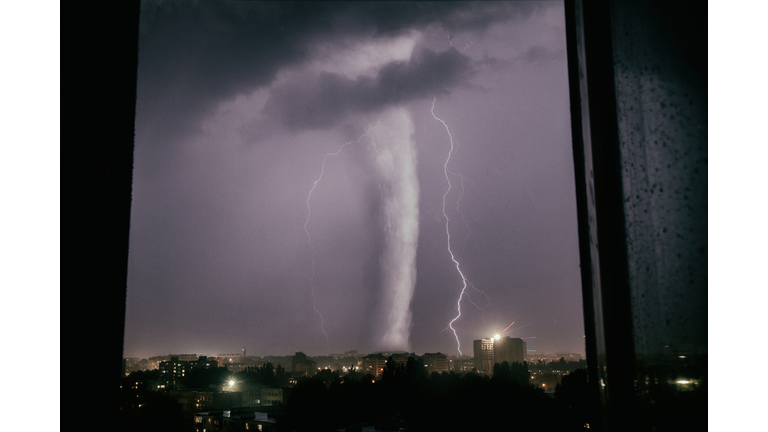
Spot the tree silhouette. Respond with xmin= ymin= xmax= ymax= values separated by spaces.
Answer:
xmin=281 ymin=360 xmax=584 ymax=431
xmin=555 ymin=368 xmax=589 ymax=429
xmin=492 ymin=361 xmax=530 ymax=387
xmin=238 ymin=361 xmax=291 ymax=387
xmin=284 ymin=375 xmax=335 ymax=432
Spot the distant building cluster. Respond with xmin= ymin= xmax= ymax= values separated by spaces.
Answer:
xmin=526 ymin=352 xmax=583 ymax=364
xmin=123 ymin=345 xmax=585 ymax=430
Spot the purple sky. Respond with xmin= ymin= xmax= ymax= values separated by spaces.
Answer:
xmin=123 ymin=1 xmax=584 ymax=359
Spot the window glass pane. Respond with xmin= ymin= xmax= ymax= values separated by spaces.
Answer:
xmin=125 ymin=0 xmax=583 ymax=373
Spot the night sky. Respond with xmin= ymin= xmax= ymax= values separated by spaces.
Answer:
xmin=123 ymin=1 xmax=584 ymax=359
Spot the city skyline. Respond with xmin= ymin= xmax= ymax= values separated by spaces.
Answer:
xmin=124 ymin=1 xmax=585 ymax=360
xmin=124 ymin=345 xmax=584 ymax=361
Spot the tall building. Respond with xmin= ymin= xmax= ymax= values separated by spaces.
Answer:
xmin=473 ymin=338 xmax=495 ymax=374
xmin=494 ymin=336 xmax=526 ymax=365
xmin=473 ymin=336 xmax=526 ymax=375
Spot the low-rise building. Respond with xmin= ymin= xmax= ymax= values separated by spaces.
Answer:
xmin=159 ymin=355 xmax=218 ymax=387
xmin=260 ymin=387 xmax=283 ymax=406
xmin=361 ymin=354 xmax=388 ymax=377
xmin=421 ymin=353 xmax=449 ymax=374
xmin=194 ymin=408 xmax=277 ymax=432
xmin=169 ymin=389 xmax=242 ymax=416
xmin=212 ymin=383 xmax=285 ymax=407
xmin=449 ymin=355 xmax=474 ymax=372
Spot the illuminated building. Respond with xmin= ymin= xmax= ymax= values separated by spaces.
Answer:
xmin=421 ymin=352 xmax=449 ymax=374
xmin=361 ymin=353 xmax=388 ymax=377
xmin=473 ymin=338 xmax=495 ymax=374
xmin=210 ymin=382 xmax=287 ymax=407
xmin=449 ymin=355 xmax=474 ymax=372
xmin=159 ymin=355 xmax=218 ymax=387
xmin=221 ymin=383 xmax=262 ymax=407
xmin=148 ymin=354 xmax=197 ymax=370
xmin=194 ymin=408 xmax=277 ymax=432
xmin=473 ymin=336 xmax=526 ymax=375
xmin=169 ymin=389 xmax=241 ymax=415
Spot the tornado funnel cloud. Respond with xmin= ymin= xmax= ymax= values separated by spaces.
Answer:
xmin=370 ymin=107 xmax=420 ymax=351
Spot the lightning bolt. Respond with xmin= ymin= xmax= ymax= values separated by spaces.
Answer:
xmin=451 ymin=171 xmax=472 ymax=247
xmin=304 ymin=117 xmax=382 ymax=349
xmin=448 ymin=171 xmax=495 ymax=321
xmin=431 ymin=96 xmax=477 ymax=355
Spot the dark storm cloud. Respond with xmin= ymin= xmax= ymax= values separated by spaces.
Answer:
xmin=477 ymin=45 xmax=566 ymax=72
xmin=343 ymin=1 xmax=542 ymax=37
xmin=250 ymin=47 xmax=474 ymax=136
xmin=136 ymin=1 xmax=549 ymax=145
xmin=519 ymin=45 xmax=566 ymax=63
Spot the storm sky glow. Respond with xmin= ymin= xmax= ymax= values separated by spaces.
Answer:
xmin=124 ymin=1 xmax=585 ymax=358
xmin=303 ymin=116 xmax=384 ymax=349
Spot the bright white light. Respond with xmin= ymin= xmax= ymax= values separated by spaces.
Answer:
xmin=676 ymin=380 xmax=691 ymax=384
xmin=229 ymin=380 xmax=235 ymax=386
